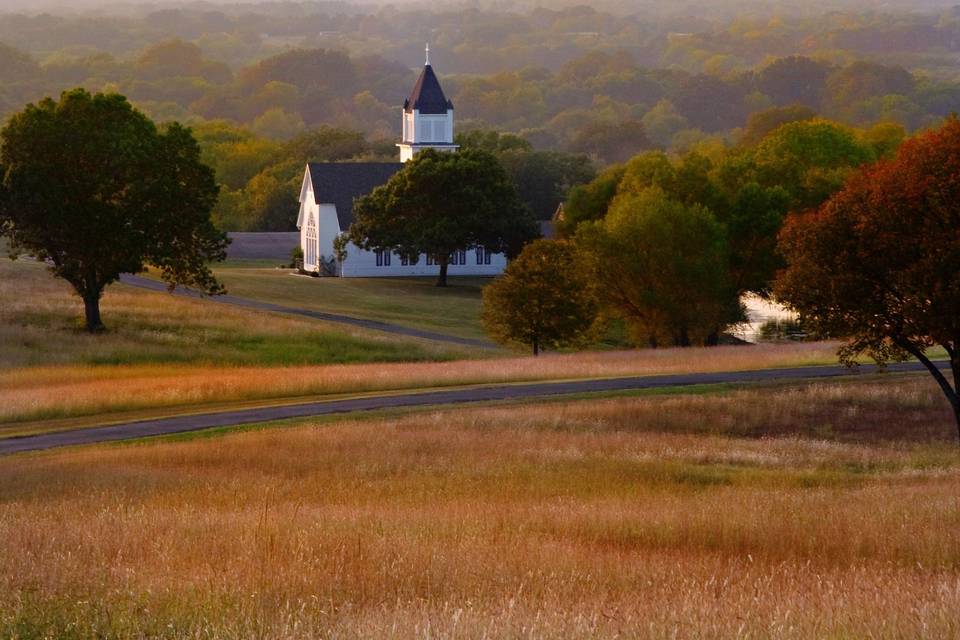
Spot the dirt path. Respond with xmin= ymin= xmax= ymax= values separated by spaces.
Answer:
xmin=0 ymin=362 xmax=933 ymax=455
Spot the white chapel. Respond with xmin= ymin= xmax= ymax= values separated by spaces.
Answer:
xmin=296 ymin=46 xmax=507 ymax=278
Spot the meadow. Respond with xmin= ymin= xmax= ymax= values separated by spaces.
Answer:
xmin=1 ymin=376 xmax=958 ymax=639
xmin=211 ymin=261 xmax=490 ymax=341
xmin=1 ymin=257 xmax=847 ymax=431
xmin=0 ymin=258 xmax=472 ymax=368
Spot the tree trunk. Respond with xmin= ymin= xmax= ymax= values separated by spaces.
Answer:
xmin=952 ymin=353 xmax=960 ymax=440
xmin=954 ymin=400 xmax=960 ymax=441
xmin=84 ymin=295 xmax=104 ymax=332
xmin=901 ymin=341 xmax=960 ymax=440
xmin=436 ymin=257 xmax=449 ymax=287
xmin=532 ymin=337 xmax=540 ymax=356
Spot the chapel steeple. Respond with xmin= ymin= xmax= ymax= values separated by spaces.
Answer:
xmin=398 ymin=44 xmax=458 ymax=162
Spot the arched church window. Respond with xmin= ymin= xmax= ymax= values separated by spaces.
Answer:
xmin=305 ymin=213 xmax=317 ymax=267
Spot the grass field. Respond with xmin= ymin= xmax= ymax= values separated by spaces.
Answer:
xmin=1 ymin=376 xmax=958 ymax=638
xmin=2 ymin=254 xmax=854 ymax=429
xmin=0 ymin=258 xmax=474 ymax=368
xmin=0 ymin=341 xmax=845 ymax=427
xmin=211 ymin=261 xmax=490 ymax=341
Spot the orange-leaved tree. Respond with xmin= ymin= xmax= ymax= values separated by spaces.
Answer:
xmin=775 ymin=116 xmax=960 ymax=435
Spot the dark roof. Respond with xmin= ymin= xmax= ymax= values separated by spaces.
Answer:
xmin=307 ymin=162 xmax=402 ymax=229
xmin=403 ymin=64 xmax=453 ymax=114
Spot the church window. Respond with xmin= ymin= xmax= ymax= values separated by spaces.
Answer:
xmin=475 ymin=246 xmax=492 ymax=265
xmin=376 ymin=250 xmax=391 ymax=266
xmin=451 ymin=250 xmax=466 ymax=265
xmin=400 ymin=255 xmax=419 ymax=266
xmin=305 ymin=213 xmax=317 ymax=267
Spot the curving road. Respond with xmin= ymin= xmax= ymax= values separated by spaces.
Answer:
xmin=119 ymin=274 xmax=493 ymax=348
xmin=0 ymin=361 xmax=935 ymax=456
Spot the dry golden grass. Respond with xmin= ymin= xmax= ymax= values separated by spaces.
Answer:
xmin=0 ymin=258 xmax=473 ymax=369
xmin=0 ymin=341 xmax=843 ymax=424
xmin=1 ymin=377 xmax=959 ymax=638
xmin=2 ymin=256 xmax=849 ymax=427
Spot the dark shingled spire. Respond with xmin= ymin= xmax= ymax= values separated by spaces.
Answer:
xmin=403 ymin=64 xmax=453 ymax=114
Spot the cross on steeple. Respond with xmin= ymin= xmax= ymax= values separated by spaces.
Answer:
xmin=425 ymin=43 xmax=430 ymax=66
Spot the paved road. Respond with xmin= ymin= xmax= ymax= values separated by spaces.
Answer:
xmin=119 ymin=274 xmax=492 ymax=348
xmin=0 ymin=361 xmax=935 ymax=456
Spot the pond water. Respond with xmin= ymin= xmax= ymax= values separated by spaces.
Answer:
xmin=730 ymin=294 xmax=801 ymax=344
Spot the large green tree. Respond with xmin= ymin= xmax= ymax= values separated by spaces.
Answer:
xmin=481 ymin=239 xmax=599 ymax=355
xmin=348 ymin=148 xmax=538 ymax=286
xmin=498 ymin=149 xmax=595 ymax=220
xmin=577 ymin=187 xmax=738 ymax=347
xmin=750 ymin=119 xmax=876 ymax=209
xmin=776 ymin=117 xmax=960 ymax=435
xmin=558 ymin=164 xmax=625 ymax=235
xmin=0 ymin=89 xmax=227 ymax=331
xmin=457 ymin=129 xmax=595 ymax=220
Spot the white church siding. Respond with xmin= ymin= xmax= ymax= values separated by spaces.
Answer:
xmin=316 ymin=204 xmax=341 ymax=267
xmin=338 ymin=240 xmax=507 ymax=278
xmin=299 ymin=202 xmax=341 ymax=273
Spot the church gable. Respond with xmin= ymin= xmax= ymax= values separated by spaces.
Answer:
xmin=306 ymin=162 xmax=402 ymax=230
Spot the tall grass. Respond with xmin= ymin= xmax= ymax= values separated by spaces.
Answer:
xmin=1 ymin=378 xmax=959 ymax=638
xmin=0 ymin=341 xmax=843 ymax=424
xmin=1 ymin=257 xmax=849 ymax=427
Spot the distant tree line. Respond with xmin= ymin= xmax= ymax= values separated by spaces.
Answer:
xmin=195 ymin=123 xmax=595 ymax=232
xmin=5 ymin=2 xmax=960 ymax=81
xmin=1 ymin=37 xmax=954 ymax=166
xmin=0 ymin=3 xmax=959 ymax=166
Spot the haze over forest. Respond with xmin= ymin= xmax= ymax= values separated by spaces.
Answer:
xmin=2 ymin=0 xmax=960 ymax=231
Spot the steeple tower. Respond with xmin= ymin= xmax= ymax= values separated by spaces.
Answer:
xmin=397 ymin=44 xmax=458 ymax=162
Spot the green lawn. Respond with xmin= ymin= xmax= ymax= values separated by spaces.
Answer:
xmin=211 ymin=261 xmax=490 ymax=341
xmin=0 ymin=258 xmax=474 ymax=368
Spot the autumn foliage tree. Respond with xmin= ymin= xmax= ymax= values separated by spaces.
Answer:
xmin=481 ymin=239 xmax=598 ymax=355
xmin=775 ymin=116 xmax=960 ymax=435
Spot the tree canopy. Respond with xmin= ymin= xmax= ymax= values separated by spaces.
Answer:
xmin=348 ymin=148 xmax=538 ymax=286
xmin=577 ymin=187 xmax=739 ymax=347
xmin=775 ymin=116 xmax=960 ymax=434
xmin=0 ymin=89 xmax=226 ymax=331
xmin=751 ymin=119 xmax=876 ymax=209
xmin=481 ymin=239 xmax=599 ymax=355
xmin=458 ymin=129 xmax=595 ymax=220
